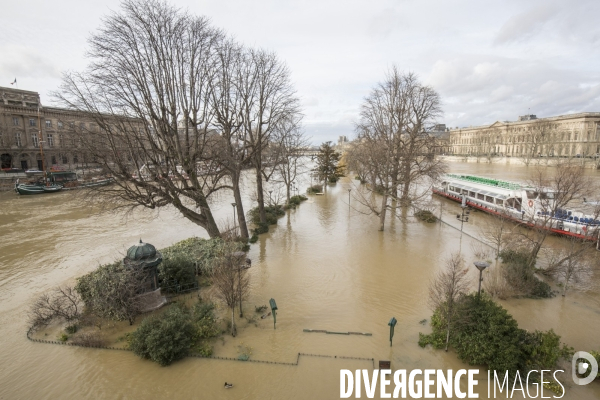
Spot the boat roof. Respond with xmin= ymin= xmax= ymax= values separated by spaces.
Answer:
xmin=445 ymin=174 xmax=522 ymax=190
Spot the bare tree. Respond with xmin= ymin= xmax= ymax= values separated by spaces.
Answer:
xmin=478 ymin=211 xmax=513 ymax=261
xmin=350 ymin=68 xmax=446 ymax=231
xmin=212 ymin=242 xmax=250 ymax=336
xmin=521 ymin=120 xmax=553 ymax=166
xmin=428 ymin=253 xmax=470 ymax=351
xmin=209 ymin=39 xmax=253 ymax=238
xmin=29 ymin=286 xmax=82 ymax=330
xmin=544 ymin=237 xmax=597 ymax=296
xmin=240 ymin=49 xmax=301 ymax=225
xmin=54 ymin=0 xmax=226 ymax=238
xmin=519 ymin=162 xmax=596 ymax=267
xmin=272 ymin=116 xmax=309 ymax=204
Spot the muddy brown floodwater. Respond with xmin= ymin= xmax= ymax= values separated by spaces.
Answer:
xmin=0 ymin=162 xmax=599 ymax=399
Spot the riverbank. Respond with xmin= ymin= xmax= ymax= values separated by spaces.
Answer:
xmin=441 ymin=155 xmax=600 ymax=169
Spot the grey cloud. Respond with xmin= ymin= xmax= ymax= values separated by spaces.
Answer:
xmin=493 ymin=4 xmax=557 ymax=45
xmin=0 ymin=46 xmax=61 ymax=80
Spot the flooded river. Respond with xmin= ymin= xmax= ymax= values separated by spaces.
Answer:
xmin=0 ymin=162 xmax=599 ymax=399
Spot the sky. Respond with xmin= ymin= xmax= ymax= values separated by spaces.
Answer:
xmin=2 ymin=0 xmax=599 ymax=144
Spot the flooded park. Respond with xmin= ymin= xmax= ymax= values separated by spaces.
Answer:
xmin=1 ymin=162 xmax=599 ymax=399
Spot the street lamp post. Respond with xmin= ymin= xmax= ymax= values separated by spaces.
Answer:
xmin=231 ymin=203 xmax=237 ymax=235
xmin=473 ymin=261 xmax=490 ymax=297
xmin=348 ymin=188 xmax=351 ymax=210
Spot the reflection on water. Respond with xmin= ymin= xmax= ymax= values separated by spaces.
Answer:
xmin=0 ymin=162 xmax=599 ymax=399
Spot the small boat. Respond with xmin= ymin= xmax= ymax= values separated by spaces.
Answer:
xmin=224 ymin=383 xmax=234 ymax=389
xmin=15 ymin=180 xmax=62 ymax=195
xmin=47 ymin=171 xmax=114 ymax=190
xmin=433 ymin=174 xmax=600 ymax=241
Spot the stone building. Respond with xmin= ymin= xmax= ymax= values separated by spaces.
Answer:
xmin=447 ymin=113 xmax=600 ymax=158
xmin=0 ymin=86 xmax=135 ymax=171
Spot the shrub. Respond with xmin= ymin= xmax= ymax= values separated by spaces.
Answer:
xmin=65 ymin=324 xmax=78 ymax=334
xmin=307 ymin=185 xmax=323 ymax=194
xmin=129 ymin=305 xmax=196 ymax=366
xmin=75 ymin=262 xmax=145 ymax=324
xmin=419 ymin=294 xmax=572 ymax=378
xmin=286 ymin=195 xmax=308 ymax=209
xmin=58 ymin=333 xmax=69 ymax=342
xmin=191 ymin=302 xmax=219 ymax=340
xmin=499 ymin=250 xmax=555 ymax=299
xmin=71 ymin=331 xmax=107 ymax=347
xmin=414 ymin=210 xmax=437 ymax=223
xmin=248 ymin=234 xmax=259 ymax=243
xmin=248 ymin=205 xmax=285 ymax=234
xmin=158 ymin=254 xmax=196 ymax=288
xmin=161 ymin=237 xmax=227 ymax=275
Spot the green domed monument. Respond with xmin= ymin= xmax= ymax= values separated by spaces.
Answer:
xmin=123 ymin=239 xmax=167 ymax=312
xmin=123 ymin=239 xmax=163 ymax=291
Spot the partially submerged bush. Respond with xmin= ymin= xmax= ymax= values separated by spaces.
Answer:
xmin=161 ymin=237 xmax=227 ymax=275
xmin=129 ymin=305 xmax=196 ymax=366
xmin=307 ymin=185 xmax=323 ymax=194
xmin=499 ymin=250 xmax=555 ymax=299
xmin=71 ymin=331 xmax=107 ymax=347
xmin=158 ymin=254 xmax=196 ymax=288
xmin=75 ymin=262 xmax=145 ymax=325
xmin=419 ymin=294 xmax=572 ymax=379
xmin=285 ymin=195 xmax=308 ymax=209
xmin=29 ymin=286 xmax=82 ymax=330
xmin=414 ymin=210 xmax=437 ymax=223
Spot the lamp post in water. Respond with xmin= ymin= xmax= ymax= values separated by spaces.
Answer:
xmin=348 ymin=188 xmax=351 ymax=211
xmin=269 ymin=298 xmax=278 ymax=329
xmin=388 ymin=317 xmax=397 ymax=346
xmin=474 ymin=261 xmax=490 ymax=297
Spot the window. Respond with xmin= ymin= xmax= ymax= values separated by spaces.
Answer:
xmin=13 ymin=117 xmax=19 ymax=126
xmin=31 ymin=133 xmax=39 ymax=147
xmin=79 ymin=123 xmax=86 ymax=130
xmin=62 ymin=156 xmax=68 ymax=164
xmin=47 ymin=134 xmax=54 ymax=147
xmin=45 ymin=120 xmax=52 ymax=128
xmin=58 ymin=121 xmax=63 ymax=129
xmin=73 ymin=155 xmax=79 ymax=163
xmin=51 ymin=156 xmax=57 ymax=165
xmin=59 ymin=134 xmax=63 ymax=147
xmin=29 ymin=119 xmax=36 ymax=127
xmin=15 ymin=133 xmax=22 ymax=147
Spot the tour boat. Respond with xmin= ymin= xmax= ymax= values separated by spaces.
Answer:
xmin=433 ymin=174 xmax=600 ymax=241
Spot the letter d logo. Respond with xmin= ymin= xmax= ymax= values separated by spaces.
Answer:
xmin=572 ymin=351 xmax=598 ymax=385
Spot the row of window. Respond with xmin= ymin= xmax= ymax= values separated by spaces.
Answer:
xmin=11 ymin=117 xmax=97 ymax=131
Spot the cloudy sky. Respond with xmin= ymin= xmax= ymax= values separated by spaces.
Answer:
xmin=2 ymin=0 xmax=599 ymax=143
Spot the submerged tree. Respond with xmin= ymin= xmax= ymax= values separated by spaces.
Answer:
xmin=272 ymin=116 xmax=309 ymax=204
xmin=315 ymin=141 xmax=344 ymax=190
xmin=544 ymin=237 xmax=597 ymax=297
xmin=349 ymin=68 xmax=445 ymax=230
xmin=519 ymin=162 xmax=596 ymax=268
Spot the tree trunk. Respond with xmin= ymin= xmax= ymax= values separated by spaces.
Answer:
xmin=232 ymin=173 xmax=249 ymax=238
xmin=379 ymin=194 xmax=388 ymax=231
xmin=445 ymin=323 xmax=451 ymax=352
xmin=231 ymin=307 xmax=236 ymax=336
xmin=256 ymin=165 xmax=267 ymax=224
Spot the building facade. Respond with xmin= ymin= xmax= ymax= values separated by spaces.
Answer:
xmin=0 ymin=86 xmax=105 ymax=171
xmin=448 ymin=113 xmax=600 ymax=158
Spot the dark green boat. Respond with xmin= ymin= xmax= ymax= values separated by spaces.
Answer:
xmin=14 ymin=181 xmax=63 ymax=195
